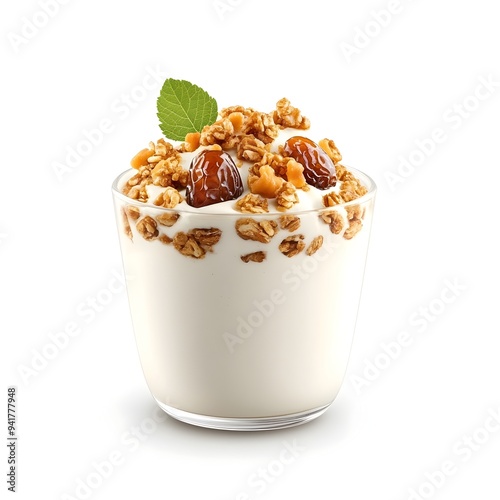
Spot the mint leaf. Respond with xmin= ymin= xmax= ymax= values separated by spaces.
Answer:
xmin=157 ymin=79 xmax=218 ymax=141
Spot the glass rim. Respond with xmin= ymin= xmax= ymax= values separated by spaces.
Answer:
xmin=111 ymin=165 xmax=377 ymax=218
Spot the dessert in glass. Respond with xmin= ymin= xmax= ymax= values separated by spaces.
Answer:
xmin=112 ymin=83 xmax=376 ymax=430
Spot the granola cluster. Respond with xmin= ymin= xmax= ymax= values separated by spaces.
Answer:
xmin=233 ymin=216 xmax=322 ymax=261
xmin=119 ymin=98 xmax=371 ymax=261
xmin=123 ymin=138 xmax=188 ymax=203
xmin=122 ymin=204 xmax=222 ymax=259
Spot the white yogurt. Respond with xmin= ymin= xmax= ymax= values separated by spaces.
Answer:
xmin=113 ymin=157 xmax=375 ymax=420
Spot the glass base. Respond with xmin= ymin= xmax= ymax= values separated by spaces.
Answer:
xmin=155 ymin=399 xmax=331 ymax=431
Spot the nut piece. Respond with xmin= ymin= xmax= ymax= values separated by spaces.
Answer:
xmin=236 ymin=135 xmax=268 ymax=162
xmin=159 ymin=234 xmax=173 ymax=245
xmin=276 ymin=182 xmax=299 ymax=210
xmin=190 ymin=228 xmax=222 ymax=249
xmin=279 ymin=215 xmax=301 ymax=232
xmin=273 ymin=98 xmax=310 ymax=130
xmin=336 ymin=164 xmax=357 ymax=182
xmin=346 ymin=204 xmax=365 ymax=221
xmin=245 ymin=111 xmax=279 ymax=144
xmin=257 ymin=151 xmax=289 ymax=179
xmin=306 ymin=235 xmax=324 ymax=256
xmin=340 ymin=180 xmax=368 ymax=202
xmin=200 ymin=117 xmax=237 ymax=149
xmin=344 ymin=204 xmax=364 ymax=240
xmin=125 ymin=205 xmax=141 ymax=221
xmin=173 ymin=232 xmax=206 ymax=259
xmin=344 ymin=219 xmax=363 ymax=240
xmin=241 ymin=251 xmax=266 ymax=263
xmin=136 ymin=216 xmax=159 ymax=241
xmin=122 ymin=165 xmax=152 ymax=201
xmin=151 ymin=155 xmax=188 ymax=189
xmin=279 ymin=234 xmax=305 ymax=257
xmin=235 ymin=193 xmax=269 ymax=214
xmin=323 ymin=190 xmax=344 ymax=207
xmin=173 ymin=227 xmax=222 ymax=258
xmin=320 ymin=211 xmax=344 ymax=234
xmin=154 ymin=186 xmax=183 ymax=208
xmin=235 ymin=218 xmax=278 ymax=243
xmin=155 ymin=212 xmax=180 ymax=227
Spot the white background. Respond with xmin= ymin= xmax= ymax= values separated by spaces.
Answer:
xmin=1 ymin=0 xmax=499 ymax=499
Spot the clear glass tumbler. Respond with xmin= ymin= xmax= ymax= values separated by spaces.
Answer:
xmin=112 ymin=167 xmax=376 ymax=430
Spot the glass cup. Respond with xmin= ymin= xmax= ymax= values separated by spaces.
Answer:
xmin=112 ymin=167 xmax=376 ymax=431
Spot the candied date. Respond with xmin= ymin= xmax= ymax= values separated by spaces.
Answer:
xmin=186 ymin=149 xmax=243 ymax=208
xmin=283 ymin=136 xmax=336 ymax=190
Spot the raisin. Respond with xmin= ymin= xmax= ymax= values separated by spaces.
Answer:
xmin=283 ymin=136 xmax=337 ymax=190
xmin=185 ymin=150 xmax=244 ymax=208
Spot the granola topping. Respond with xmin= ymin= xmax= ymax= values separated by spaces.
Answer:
xmin=172 ymin=227 xmax=222 ymax=259
xmin=279 ymin=235 xmax=306 ymax=258
xmin=241 ymin=251 xmax=266 ymax=263
xmin=306 ymin=236 xmax=324 ymax=256
xmin=118 ymin=97 xmax=372 ymax=260
xmin=279 ymin=215 xmax=301 ymax=232
xmin=155 ymin=212 xmax=180 ymax=227
xmin=235 ymin=218 xmax=278 ymax=243
xmin=136 ymin=216 xmax=159 ymax=241
xmin=235 ymin=193 xmax=269 ymax=214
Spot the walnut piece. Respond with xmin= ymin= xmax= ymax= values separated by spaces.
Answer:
xmin=279 ymin=235 xmax=305 ymax=257
xmin=344 ymin=204 xmax=364 ymax=239
xmin=344 ymin=219 xmax=363 ymax=240
xmin=159 ymin=234 xmax=173 ymax=245
xmin=279 ymin=215 xmax=301 ymax=232
xmin=235 ymin=218 xmax=278 ymax=243
xmin=122 ymin=165 xmax=152 ymax=201
xmin=320 ymin=211 xmax=344 ymax=234
xmin=276 ymin=182 xmax=299 ymax=210
xmin=173 ymin=228 xmax=222 ymax=259
xmin=306 ymin=236 xmax=324 ymax=256
xmin=236 ymin=135 xmax=268 ymax=162
xmin=241 ymin=251 xmax=266 ymax=263
xmin=346 ymin=204 xmax=365 ymax=221
xmin=155 ymin=212 xmax=180 ymax=227
xmin=323 ymin=190 xmax=344 ymax=207
xmin=150 ymin=155 xmax=188 ymax=189
xmin=136 ymin=216 xmax=159 ymax=241
xmin=173 ymin=233 xmax=206 ymax=259
xmin=200 ymin=117 xmax=237 ymax=149
xmin=257 ymin=152 xmax=289 ymax=179
xmin=244 ymin=111 xmax=279 ymax=144
xmin=190 ymin=228 xmax=222 ymax=249
xmin=125 ymin=205 xmax=141 ymax=221
xmin=273 ymin=98 xmax=310 ymax=130
xmin=340 ymin=180 xmax=368 ymax=201
xmin=154 ymin=186 xmax=183 ymax=208
xmin=234 ymin=193 xmax=269 ymax=213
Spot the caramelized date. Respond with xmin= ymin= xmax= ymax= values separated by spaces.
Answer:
xmin=283 ymin=136 xmax=336 ymax=190
xmin=186 ymin=150 xmax=244 ymax=208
